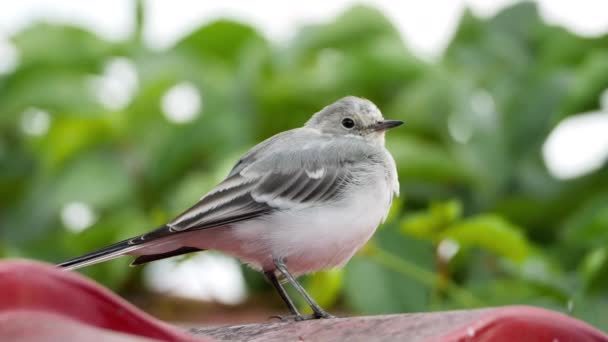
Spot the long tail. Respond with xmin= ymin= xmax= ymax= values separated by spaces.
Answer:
xmin=57 ymin=238 xmax=143 ymax=270
xmin=56 ymin=224 xmax=208 ymax=270
xmin=57 ymin=225 xmax=171 ymax=270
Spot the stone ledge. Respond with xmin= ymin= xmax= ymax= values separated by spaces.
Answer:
xmin=189 ymin=307 xmax=608 ymax=342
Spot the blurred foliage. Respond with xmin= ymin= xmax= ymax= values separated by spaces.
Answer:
xmin=1 ymin=1 xmax=608 ymax=330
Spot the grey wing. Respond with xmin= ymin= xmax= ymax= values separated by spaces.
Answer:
xmin=134 ymin=130 xmax=373 ymax=241
xmin=167 ymin=164 xmax=350 ymax=232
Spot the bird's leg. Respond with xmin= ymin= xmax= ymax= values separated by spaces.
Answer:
xmin=273 ymin=257 xmax=335 ymax=319
xmin=264 ymin=270 xmax=302 ymax=320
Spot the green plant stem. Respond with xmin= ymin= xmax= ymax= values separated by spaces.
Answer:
xmin=368 ymin=246 xmax=485 ymax=307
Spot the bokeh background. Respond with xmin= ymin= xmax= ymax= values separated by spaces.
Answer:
xmin=2 ymin=0 xmax=608 ymax=330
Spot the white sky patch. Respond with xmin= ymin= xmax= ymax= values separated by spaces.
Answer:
xmin=0 ymin=0 xmax=132 ymax=42
xmin=142 ymin=0 xmax=465 ymax=58
xmin=537 ymin=0 xmax=608 ymax=37
xmin=0 ymin=1 xmax=607 ymax=59
xmin=61 ymin=201 xmax=98 ymax=233
xmin=21 ymin=107 xmax=51 ymax=136
xmin=89 ymin=57 xmax=138 ymax=111
xmin=161 ymin=82 xmax=202 ymax=124
xmin=142 ymin=0 xmax=608 ymax=59
xmin=144 ymin=252 xmax=247 ymax=305
xmin=543 ymin=111 xmax=608 ymax=180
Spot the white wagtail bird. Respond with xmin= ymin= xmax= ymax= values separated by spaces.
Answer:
xmin=58 ymin=96 xmax=402 ymax=320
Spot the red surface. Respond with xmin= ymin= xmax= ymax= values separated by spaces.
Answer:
xmin=0 ymin=259 xmax=606 ymax=341
xmin=0 ymin=311 xmax=158 ymax=342
xmin=0 ymin=260 xmax=203 ymax=341
xmin=434 ymin=306 xmax=608 ymax=342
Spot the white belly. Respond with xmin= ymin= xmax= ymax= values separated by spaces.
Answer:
xmin=213 ymin=179 xmax=392 ymax=275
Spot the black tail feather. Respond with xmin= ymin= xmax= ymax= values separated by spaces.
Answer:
xmin=57 ymin=238 xmax=134 ymax=270
xmin=130 ymin=246 xmax=204 ymax=266
xmin=56 ymin=225 xmax=198 ymax=270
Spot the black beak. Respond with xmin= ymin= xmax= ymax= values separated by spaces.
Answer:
xmin=373 ymin=120 xmax=404 ymax=131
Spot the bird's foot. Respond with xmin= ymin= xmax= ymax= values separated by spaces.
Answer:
xmin=269 ymin=314 xmax=313 ymax=322
xmin=312 ymin=309 xmax=335 ymax=319
xmin=269 ymin=311 xmax=335 ymax=322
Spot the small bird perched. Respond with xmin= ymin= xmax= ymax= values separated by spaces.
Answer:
xmin=58 ymin=96 xmax=402 ymax=320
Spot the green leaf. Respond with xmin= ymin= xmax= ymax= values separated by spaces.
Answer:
xmin=300 ymin=269 xmax=344 ymax=313
xmin=175 ymin=20 xmax=267 ymax=68
xmin=52 ymin=151 xmax=132 ymax=209
xmin=39 ymin=116 xmax=112 ymax=169
xmin=344 ymin=257 xmax=403 ymax=314
xmin=467 ymin=277 xmax=567 ymax=310
xmin=579 ymin=247 xmax=608 ymax=294
xmin=167 ymin=171 xmax=219 ymax=217
xmin=560 ymin=193 xmax=608 ymax=251
xmin=292 ymin=5 xmax=401 ymax=53
xmin=561 ymin=51 xmax=608 ymax=116
xmin=569 ymin=295 xmax=608 ymax=333
xmin=11 ymin=23 xmax=116 ymax=69
xmin=386 ymin=71 xmax=453 ymax=139
xmin=0 ymin=71 xmax=104 ymax=122
xmin=388 ymin=135 xmax=472 ymax=184
xmin=401 ymin=200 xmax=463 ymax=239
xmin=384 ymin=195 xmax=404 ymax=225
xmin=343 ymin=228 xmax=434 ymax=314
xmin=440 ymin=214 xmax=532 ymax=262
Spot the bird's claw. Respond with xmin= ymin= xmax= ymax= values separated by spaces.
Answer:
xmin=269 ymin=312 xmax=335 ymax=322
xmin=313 ymin=310 xmax=335 ymax=319
xmin=269 ymin=314 xmax=313 ymax=322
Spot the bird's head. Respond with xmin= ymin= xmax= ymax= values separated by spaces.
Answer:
xmin=305 ymin=96 xmax=403 ymax=145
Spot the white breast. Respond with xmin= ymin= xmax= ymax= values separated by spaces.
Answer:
xmin=216 ymin=170 xmax=393 ymax=275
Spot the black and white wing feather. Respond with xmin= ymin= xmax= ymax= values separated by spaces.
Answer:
xmin=167 ymin=153 xmax=352 ymax=233
xmin=162 ymin=128 xmax=374 ymax=234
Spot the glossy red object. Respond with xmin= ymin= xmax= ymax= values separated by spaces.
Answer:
xmin=432 ymin=306 xmax=608 ymax=342
xmin=1 ymin=259 xmax=606 ymax=341
xmin=0 ymin=260 xmax=204 ymax=341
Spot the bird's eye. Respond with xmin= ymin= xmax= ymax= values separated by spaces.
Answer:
xmin=341 ymin=118 xmax=355 ymax=129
